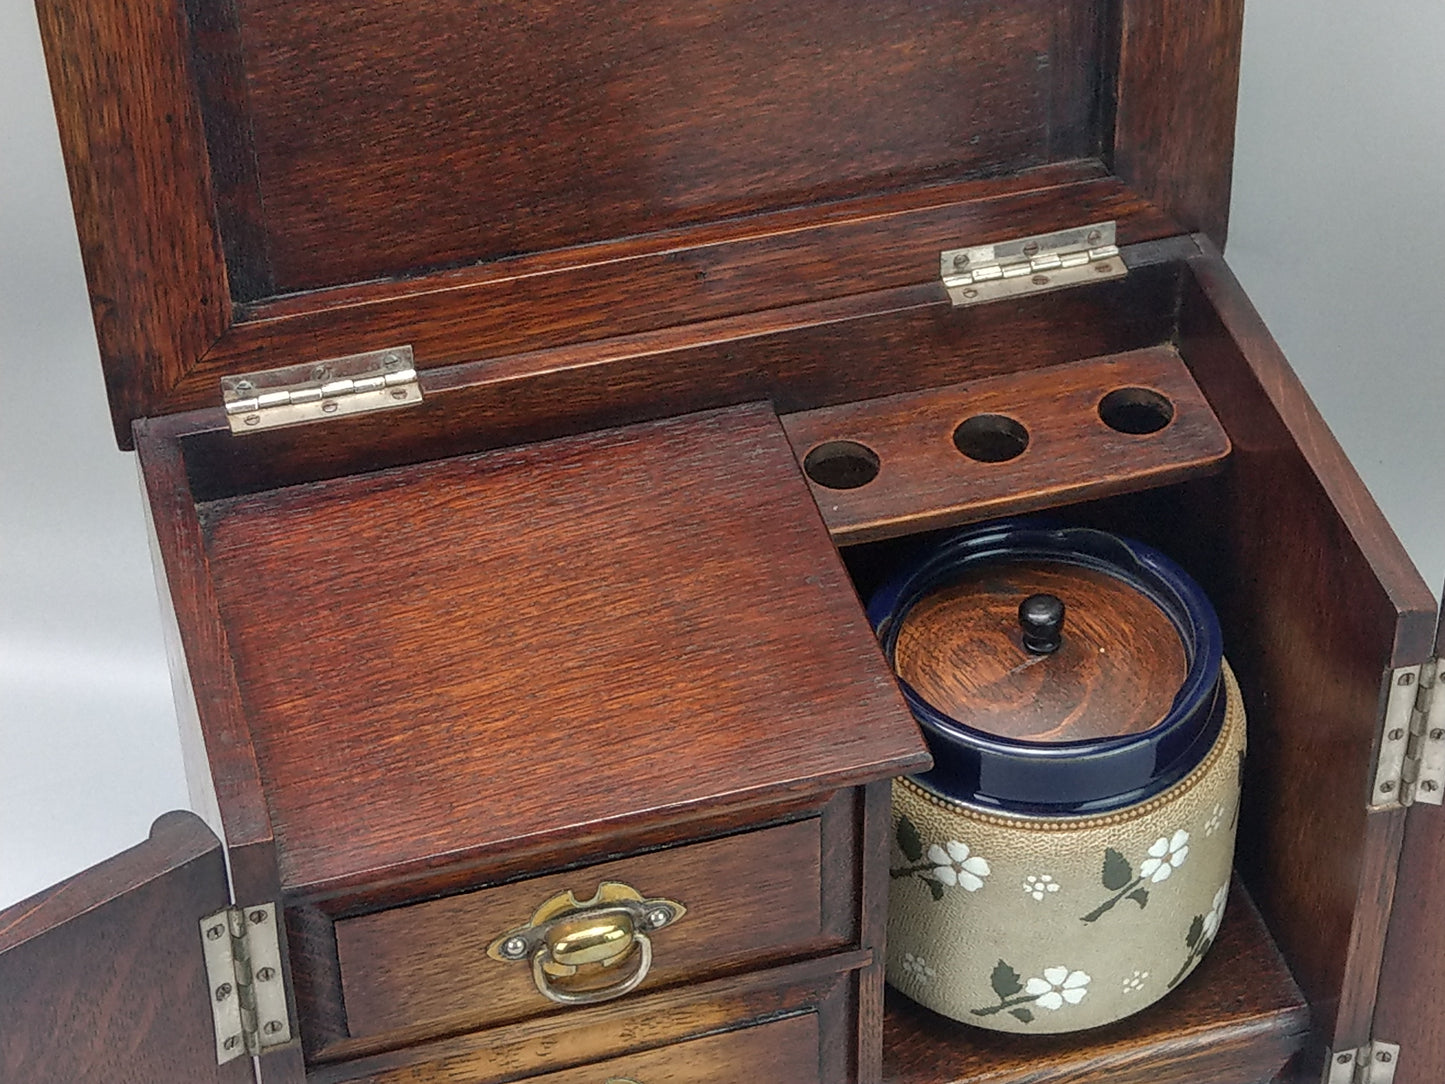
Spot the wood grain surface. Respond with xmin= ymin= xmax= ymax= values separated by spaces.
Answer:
xmin=306 ymin=953 xmax=862 ymax=1082
xmin=0 ymin=812 xmax=251 ymax=1084
xmin=881 ymin=880 xmax=1308 ymax=1084
xmin=196 ymin=404 xmax=926 ymax=895
xmin=33 ymin=0 xmax=1252 ymax=441
xmin=509 ymin=1011 xmax=821 ymax=1084
xmin=334 ymin=818 xmax=831 ymax=1043
xmin=1169 ymin=246 xmax=1436 ymax=1053
xmin=1114 ymin=0 xmax=1245 ymax=247
xmin=781 ymin=346 xmax=1230 ymax=544
xmin=893 ymin=561 xmax=1186 ymax=742
xmin=1356 ymin=598 xmax=1445 ymax=1084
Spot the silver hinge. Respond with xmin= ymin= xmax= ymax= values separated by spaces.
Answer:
xmin=221 ymin=345 xmax=421 ymax=434
xmin=1324 ymin=1040 xmax=1400 ymax=1084
xmin=1371 ymin=661 xmax=1445 ymax=810
xmin=940 ymin=220 xmax=1126 ymax=307
xmin=199 ymin=902 xmax=293 ymax=1065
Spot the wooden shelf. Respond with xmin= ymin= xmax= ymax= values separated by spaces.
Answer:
xmin=881 ymin=878 xmax=1308 ymax=1084
xmin=782 ymin=347 xmax=1230 ymax=546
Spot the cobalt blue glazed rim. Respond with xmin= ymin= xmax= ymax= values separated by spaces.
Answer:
xmin=868 ymin=520 xmax=1225 ymax=816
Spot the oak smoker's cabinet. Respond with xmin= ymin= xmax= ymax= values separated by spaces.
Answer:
xmin=5 ymin=1 xmax=1445 ymax=1083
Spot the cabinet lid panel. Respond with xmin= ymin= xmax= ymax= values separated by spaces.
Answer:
xmin=0 ymin=812 xmax=252 ymax=1084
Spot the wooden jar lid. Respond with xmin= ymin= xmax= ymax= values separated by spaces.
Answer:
xmin=893 ymin=559 xmax=1188 ymax=744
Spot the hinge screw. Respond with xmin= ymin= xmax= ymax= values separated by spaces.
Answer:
xmin=249 ymin=909 xmax=268 ymax=924
xmin=1401 ymin=672 xmax=1416 ymax=686
xmin=389 ymin=388 xmax=408 ymax=400
xmin=1337 ymin=1053 xmax=1354 ymax=1064
xmin=1390 ymin=728 xmax=1406 ymax=741
xmin=1432 ymin=729 xmax=1444 ymax=741
xmin=215 ymin=983 xmax=232 ymax=1001
xmin=263 ymin=1021 xmax=285 ymax=1036
xmin=1032 ymin=275 xmax=1050 ymax=286
xmin=1424 ymin=780 xmax=1440 ymax=793
xmin=235 ymin=380 xmax=253 ymax=392
xmin=1022 ymin=241 xmax=1040 ymax=256
xmin=206 ymin=924 xmax=226 ymax=940
xmin=224 ymin=1035 xmax=241 ymax=1051
xmin=1087 ymin=228 xmax=1102 ymax=243
xmin=1094 ymin=262 xmax=1113 ymax=273
xmin=647 ymin=908 xmax=671 ymax=928
xmin=1381 ymin=780 xmax=1397 ymax=793
xmin=952 ymin=253 xmax=970 ymax=269
xmin=322 ymin=401 xmax=340 ymax=414
xmin=962 ymin=288 xmax=978 ymax=299
xmin=256 ymin=967 xmax=277 ymax=982
xmin=1378 ymin=1050 xmax=1394 ymax=1062
xmin=243 ymin=414 xmax=261 ymax=427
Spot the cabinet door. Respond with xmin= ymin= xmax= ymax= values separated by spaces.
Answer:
xmin=1370 ymin=588 xmax=1445 ymax=1084
xmin=0 ymin=811 xmax=252 ymax=1084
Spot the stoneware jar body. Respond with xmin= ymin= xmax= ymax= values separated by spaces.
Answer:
xmin=871 ymin=521 xmax=1244 ymax=1033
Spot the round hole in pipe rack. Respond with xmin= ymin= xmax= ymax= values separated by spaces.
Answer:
xmin=803 ymin=440 xmax=881 ymax=490
xmin=953 ymin=414 xmax=1030 ymax=463
xmin=1098 ymin=387 xmax=1175 ymax=434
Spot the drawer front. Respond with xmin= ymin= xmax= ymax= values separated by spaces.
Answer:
xmin=335 ymin=817 xmax=838 ymax=1040
xmin=526 ymin=1012 xmax=820 ymax=1084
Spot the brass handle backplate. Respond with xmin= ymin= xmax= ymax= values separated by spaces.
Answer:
xmin=487 ymin=881 xmax=685 ymax=1006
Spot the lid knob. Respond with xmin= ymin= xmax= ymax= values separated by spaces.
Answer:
xmin=1018 ymin=593 xmax=1065 ymax=655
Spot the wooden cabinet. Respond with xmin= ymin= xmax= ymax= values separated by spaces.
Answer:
xmin=7 ymin=0 xmax=1445 ymax=1082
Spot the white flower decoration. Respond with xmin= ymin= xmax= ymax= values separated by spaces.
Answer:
xmin=1138 ymin=829 xmax=1190 ymax=883
xmin=1023 ymin=874 xmax=1061 ymax=901
xmin=1200 ymin=884 xmax=1229 ymax=941
xmin=928 ymin=841 xmax=991 ymax=891
xmin=899 ymin=952 xmax=936 ymax=985
xmin=1122 ymin=969 xmax=1149 ymax=993
xmin=1025 ymin=966 xmax=1091 ymax=1010
xmin=1204 ymin=803 xmax=1225 ymax=836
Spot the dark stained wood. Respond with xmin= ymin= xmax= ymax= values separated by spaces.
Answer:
xmin=1114 ymin=0 xmax=1245 ymax=247
xmin=306 ymin=952 xmax=864 ymax=1082
xmin=894 ymin=561 xmax=1188 ymax=742
xmin=881 ymin=880 xmax=1309 ymax=1084
xmin=231 ymin=0 xmax=1105 ymax=292
xmin=33 ymin=0 xmax=229 ymax=446
xmin=172 ymin=248 xmax=1189 ymax=503
xmin=333 ymin=818 xmax=834 ymax=1046
xmin=858 ymin=781 xmax=895 ymax=1084
xmin=1169 ymin=244 xmax=1437 ymax=1052
xmin=0 ymin=812 xmax=252 ymax=1084
xmin=195 ymin=404 xmax=926 ymax=895
xmin=781 ymin=346 xmax=1230 ymax=544
xmin=1369 ymin=595 xmax=1445 ymax=1084
xmin=514 ymin=1012 xmax=822 ymax=1084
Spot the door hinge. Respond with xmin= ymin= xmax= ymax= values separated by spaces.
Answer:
xmin=1371 ymin=661 xmax=1445 ymax=810
xmin=199 ymin=902 xmax=293 ymax=1065
xmin=1324 ymin=1040 xmax=1400 ymax=1084
xmin=940 ymin=220 xmax=1126 ymax=307
xmin=221 ymin=345 xmax=421 ymax=434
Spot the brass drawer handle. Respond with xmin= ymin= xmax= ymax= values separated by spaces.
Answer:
xmin=487 ymin=881 xmax=685 ymax=1006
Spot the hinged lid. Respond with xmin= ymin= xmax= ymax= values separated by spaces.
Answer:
xmin=198 ymin=902 xmax=293 ymax=1063
xmin=34 ymin=0 xmax=1246 ymax=444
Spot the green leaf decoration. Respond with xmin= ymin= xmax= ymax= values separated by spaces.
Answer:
xmin=1010 ymin=1007 xmax=1034 ymax=1023
xmin=1102 ymin=847 xmax=1134 ymax=890
xmin=927 ymin=879 xmax=946 ymax=902
xmin=897 ymin=816 xmax=924 ymax=862
xmin=1185 ymin=914 xmax=1205 ymax=949
xmin=990 ymin=960 xmax=1024 ymax=999
xmin=1127 ymin=887 xmax=1150 ymax=909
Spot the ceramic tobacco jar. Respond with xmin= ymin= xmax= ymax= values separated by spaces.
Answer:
xmin=870 ymin=521 xmax=1245 ymax=1034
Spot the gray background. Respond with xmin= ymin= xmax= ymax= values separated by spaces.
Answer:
xmin=2 ymin=0 xmax=1442 ymax=910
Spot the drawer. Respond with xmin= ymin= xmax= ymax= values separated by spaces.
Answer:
xmin=333 ymin=814 xmax=852 ymax=1043
xmin=524 ymin=1012 xmax=821 ymax=1084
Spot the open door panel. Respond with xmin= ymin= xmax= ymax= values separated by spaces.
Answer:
xmin=1367 ymin=586 xmax=1445 ymax=1084
xmin=0 ymin=811 xmax=252 ymax=1084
